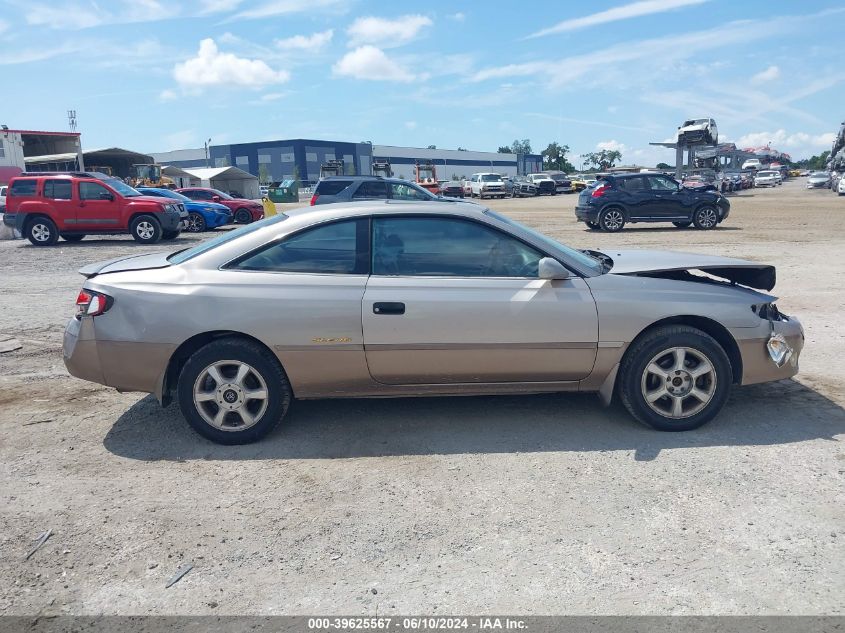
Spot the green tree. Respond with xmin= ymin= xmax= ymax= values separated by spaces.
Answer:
xmin=656 ymin=162 xmax=672 ymax=169
xmin=581 ymin=149 xmax=622 ymax=171
xmin=498 ymin=139 xmax=532 ymax=154
xmin=293 ymin=165 xmax=301 ymax=185
xmin=457 ymin=147 xmax=467 ymax=151
xmin=542 ymin=142 xmax=575 ymax=172
xmin=427 ymin=145 xmax=437 ymax=149
xmin=497 ymin=146 xmax=512 ymax=153
xmin=258 ymin=164 xmax=270 ymax=185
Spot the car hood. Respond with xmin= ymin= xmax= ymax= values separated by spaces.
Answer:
xmin=78 ymin=253 xmax=171 ymax=279
xmin=597 ymin=249 xmax=776 ymax=291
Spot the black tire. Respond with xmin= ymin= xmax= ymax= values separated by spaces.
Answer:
xmin=130 ymin=214 xmax=163 ymax=244
xmin=234 ymin=208 xmax=253 ymax=224
xmin=177 ymin=338 xmax=292 ymax=445
xmin=162 ymin=229 xmax=181 ymax=240
xmin=618 ymin=325 xmax=732 ymax=431
xmin=672 ymin=221 xmax=691 ymax=228
xmin=186 ymin=212 xmax=206 ymax=233
xmin=60 ymin=234 xmax=86 ymax=242
xmin=584 ymin=221 xmax=600 ymax=230
xmin=692 ymin=205 xmax=719 ymax=230
xmin=598 ymin=207 xmax=625 ymax=232
xmin=26 ymin=216 xmax=59 ymax=246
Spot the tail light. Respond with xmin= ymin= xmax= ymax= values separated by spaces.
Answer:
xmin=591 ymin=184 xmax=609 ymax=198
xmin=309 ymin=194 xmax=319 ymax=206
xmin=76 ymin=289 xmax=112 ymax=318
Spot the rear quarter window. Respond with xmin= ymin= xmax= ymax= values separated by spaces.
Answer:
xmin=315 ymin=180 xmax=352 ymax=196
xmin=10 ymin=179 xmax=37 ymax=196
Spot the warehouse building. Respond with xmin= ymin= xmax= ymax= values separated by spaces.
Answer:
xmin=151 ymin=139 xmax=542 ymax=185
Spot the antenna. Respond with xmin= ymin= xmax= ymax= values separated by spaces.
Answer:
xmin=68 ymin=110 xmax=77 ymax=132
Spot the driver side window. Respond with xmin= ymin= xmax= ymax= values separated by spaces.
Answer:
xmin=389 ymin=183 xmax=429 ymax=200
xmin=372 ymin=217 xmax=543 ymax=277
xmin=648 ymin=176 xmax=678 ymax=191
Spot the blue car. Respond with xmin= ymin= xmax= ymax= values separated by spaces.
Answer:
xmin=136 ymin=187 xmax=232 ymax=232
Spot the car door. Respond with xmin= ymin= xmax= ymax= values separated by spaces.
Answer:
xmin=645 ymin=175 xmax=686 ymax=220
xmin=361 ymin=215 xmax=598 ymax=385
xmin=615 ymin=176 xmax=655 ymax=219
xmin=76 ymin=181 xmax=119 ymax=227
xmin=42 ymin=179 xmax=77 ymax=228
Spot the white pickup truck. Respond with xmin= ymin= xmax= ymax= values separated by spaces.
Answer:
xmin=469 ymin=173 xmax=507 ymax=199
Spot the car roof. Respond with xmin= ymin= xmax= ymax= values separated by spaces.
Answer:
xmin=285 ymin=199 xmax=484 ymax=223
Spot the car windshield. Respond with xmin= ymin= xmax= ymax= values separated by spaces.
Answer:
xmin=141 ymin=188 xmax=191 ymax=202
xmin=106 ymin=179 xmax=142 ymax=197
xmin=484 ymin=210 xmax=603 ymax=274
xmin=481 ymin=174 xmax=501 ymax=182
xmin=168 ymin=213 xmax=289 ymax=264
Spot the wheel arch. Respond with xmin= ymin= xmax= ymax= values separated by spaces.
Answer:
xmin=599 ymin=203 xmax=627 ymax=218
xmin=158 ymin=330 xmax=288 ymax=407
xmin=623 ymin=315 xmax=743 ymax=387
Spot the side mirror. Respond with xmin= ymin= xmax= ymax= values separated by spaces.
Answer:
xmin=538 ymin=257 xmax=570 ymax=280
xmin=212 ymin=195 xmax=221 ymax=202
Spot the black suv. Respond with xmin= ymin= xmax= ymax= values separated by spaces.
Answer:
xmin=575 ymin=173 xmax=730 ymax=232
xmin=311 ymin=176 xmax=445 ymax=205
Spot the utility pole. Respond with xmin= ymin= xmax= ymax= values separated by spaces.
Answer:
xmin=204 ymin=138 xmax=212 ymax=168
xmin=68 ymin=110 xmax=85 ymax=171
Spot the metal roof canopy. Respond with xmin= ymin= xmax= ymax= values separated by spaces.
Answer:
xmin=181 ymin=166 xmax=257 ymax=181
xmin=23 ymin=147 xmax=154 ymax=165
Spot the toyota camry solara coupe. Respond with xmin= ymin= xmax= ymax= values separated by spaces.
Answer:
xmin=64 ymin=201 xmax=803 ymax=444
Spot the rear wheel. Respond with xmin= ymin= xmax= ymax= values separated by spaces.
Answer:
xmin=186 ymin=212 xmax=206 ymax=233
xmin=598 ymin=207 xmax=625 ymax=232
xmin=130 ymin=214 xmax=162 ymax=244
xmin=234 ymin=208 xmax=253 ymax=224
xmin=618 ymin=325 xmax=732 ymax=431
xmin=177 ymin=338 xmax=292 ymax=445
xmin=60 ymin=234 xmax=85 ymax=242
xmin=672 ymin=221 xmax=691 ymax=228
xmin=693 ymin=205 xmax=719 ymax=229
xmin=26 ymin=217 xmax=59 ymax=246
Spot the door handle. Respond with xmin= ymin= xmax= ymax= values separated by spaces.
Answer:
xmin=373 ymin=302 xmax=405 ymax=315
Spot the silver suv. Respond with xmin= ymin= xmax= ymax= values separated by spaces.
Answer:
xmin=310 ymin=176 xmax=439 ymax=205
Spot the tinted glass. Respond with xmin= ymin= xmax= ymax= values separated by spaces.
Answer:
xmin=619 ymin=177 xmax=647 ymax=191
xmin=481 ymin=174 xmax=501 ymax=182
xmin=647 ymin=176 xmax=677 ymax=191
xmin=315 ymin=180 xmax=352 ymax=195
xmin=389 ymin=182 xmax=431 ymax=200
xmin=169 ymin=214 xmax=290 ymax=264
xmin=372 ymin=217 xmax=543 ymax=277
xmin=10 ymin=179 xmax=37 ymax=196
xmin=353 ymin=181 xmax=389 ymax=199
xmin=44 ymin=180 xmax=73 ymax=199
xmin=79 ymin=182 xmax=111 ymax=200
xmin=232 ymin=220 xmax=359 ymax=274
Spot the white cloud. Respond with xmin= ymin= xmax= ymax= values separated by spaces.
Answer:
xmin=449 ymin=12 xmax=466 ymax=22
xmin=332 ymin=45 xmax=415 ymax=82
xmin=158 ymin=89 xmax=178 ymax=102
xmin=405 ymin=121 xmax=417 ymax=129
xmin=275 ymin=29 xmax=333 ymax=51
xmin=0 ymin=19 xmax=9 ymax=34
xmin=596 ymin=140 xmax=628 ymax=153
xmin=173 ymin=38 xmax=290 ymax=88
xmin=751 ymin=65 xmax=780 ymax=84
xmin=527 ymin=0 xmax=709 ymax=38
xmin=200 ymin=0 xmax=244 ymax=13
xmin=347 ymin=15 xmax=432 ymax=48
xmin=232 ymin=0 xmax=344 ymax=20
xmin=23 ymin=0 xmax=170 ymax=29
xmin=734 ymin=129 xmax=835 ymax=151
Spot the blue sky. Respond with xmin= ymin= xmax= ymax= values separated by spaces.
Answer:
xmin=1 ymin=0 xmax=843 ymax=164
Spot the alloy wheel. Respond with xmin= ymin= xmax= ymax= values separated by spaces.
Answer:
xmin=602 ymin=209 xmax=624 ymax=231
xmin=136 ymin=221 xmax=155 ymax=240
xmin=697 ymin=207 xmax=718 ymax=228
xmin=192 ymin=360 xmax=269 ymax=431
xmin=31 ymin=223 xmax=52 ymax=242
xmin=640 ymin=347 xmax=717 ymax=419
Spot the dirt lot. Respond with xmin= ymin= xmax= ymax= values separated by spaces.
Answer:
xmin=0 ymin=180 xmax=843 ymax=615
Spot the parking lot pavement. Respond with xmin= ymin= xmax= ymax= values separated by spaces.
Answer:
xmin=0 ymin=180 xmax=843 ymax=615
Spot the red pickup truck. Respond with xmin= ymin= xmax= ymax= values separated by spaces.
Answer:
xmin=3 ymin=171 xmax=187 ymax=245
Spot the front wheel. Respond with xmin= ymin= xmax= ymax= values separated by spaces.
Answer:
xmin=186 ymin=212 xmax=207 ymax=233
xmin=177 ymin=338 xmax=292 ymax=445
xmin=672 ymin=221 xmax=691 ymax=228
xmin=234 ymin=208 xmax=253 ymax=224
xmin=618 ymin=325 xmax=732 ymax=431
xmin=693 ymin=206 xmax=719 ymax=229
xmin=130 ymin=215 xmax=162 ymax=244
xmin=26 ymin=217 xmax=59 ymax=246
xmin=598 ymin=207 xmax=625 ymax=232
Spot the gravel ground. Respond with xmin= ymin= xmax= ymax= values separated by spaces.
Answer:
xmin=0 ymin=180 xmax=843 ymax=615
